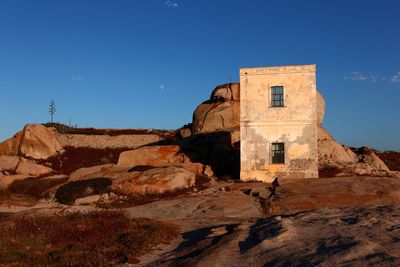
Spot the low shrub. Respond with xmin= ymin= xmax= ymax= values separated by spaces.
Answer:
xmin=9 ymin=176 xmax=69 ymax=199
xmin=55 ymin=178 xmax=112 ymax=205
xmin=319 ymin=166 xmax=342 ymax=178
xmin=43 ymin=122 xmax=178 ymax=139
xmin=0 ymin=211 xmax=179 ymax=266
xmin=44 ymin=146 xmax=132 ymax=175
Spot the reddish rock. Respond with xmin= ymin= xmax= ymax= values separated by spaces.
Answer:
xmin=360 ymin=151 xmax=389 ymax=171
xmin=0 ymin=174 xmax=33 ymax=189
xmin=117 ymin=145 xmax=203 ymax=173
xmin=192 ymin=101 xmax=240 ymax=133
xmin=0 ymin=131 xmax=23 ymax=156
xmin=318 ymin=127 xmax=356 ymax=165
xmin=69 ymin=164 xmax=130 ymax=181
xmin=211 ymin=83 xmax=240 ymax=101
xmin=203 ymin=165 xmax=214 ymax=177
xmin=19 ymin=124 xmax=63 ymax=160
xmin=113 ymin=166 xmax=196 ymax=195
xmin=316 ymin=90 xmax=325 ymax=126
xmin=15 ymin=160 xmax=54 ymax=176
xmin=0 ymin=156 xmax=20 ymax=172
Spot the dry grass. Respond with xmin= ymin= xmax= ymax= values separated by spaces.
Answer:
xmin=319 ymin=165 xmax=342 ymax=178
xmin=8 ymin=176 xmax=69 ymax=199
xmin=43 ymin=146 xmax=132 ymax=175
xmin=55 ymin=178 xmax=112 ymax=205
xmin=0 ymin=191 xmax=38 ymax=207
xmin=0 ymin=211 xmax=179 ymax=266
xmin=43 ymin=122 xmax=178 ymax=139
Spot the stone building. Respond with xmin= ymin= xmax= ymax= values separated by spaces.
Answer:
xmin=240 ymin=64 xmax=318 ymax=182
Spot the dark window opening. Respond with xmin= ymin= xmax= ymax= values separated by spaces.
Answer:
xmin=271 ymin=86 xmax=284 ymax=107
xmin=271 ymin=142 xmax=285 ymax=164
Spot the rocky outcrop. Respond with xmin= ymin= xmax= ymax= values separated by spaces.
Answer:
xmin=316 ymin=91 xmax=325 ymax=126
xmin=192 ymin=83 xmax=240 ymax=134
xmin=117 ymin=145 xmax=203 ymax=174
xmin=0 ymin=174 xmax=33 ymax=189
xmin=19 ymin=124 xmax=63 ymax=160
xmin=0 ymin=156 xmax=20 ymax=172
xmin=317 ymin=128 xmax=391 ymax=176
xmin=0 ymin=131 xmax=23 ymax=156
xmin=211 ymin=83 xmax=240 ymax=101
xmin=69 ymin=164 xmax=122 ymax=181
xmin=192 ymin=101 xmax=240 ymax=133
xmin=0 ymin=155 xmax=54 ymax=177
xmin=0 ymin=124 xmax=62 ymax=160
xmin=113 ymin=166 xmax=196 ymax=195
xmin=317 ymin=127 xmax=356 ymax=165
xmin=15 ymin=160 xmax=55 ymax=176
xmin=352 ymin=147 xmax=390 ymax=171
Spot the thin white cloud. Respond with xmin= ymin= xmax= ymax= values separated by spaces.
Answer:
xmin=165 ymin=0 xmax=179 ymax=8
xmin=70 ymin=75 xmax=83 ymax=81
xmin=160 ymin=84 xmax=165 ymax=90
xmin=390 ymin=72 xmax=400 ymax=83
xmin=342 ymin=72 xmax=378 ymax=82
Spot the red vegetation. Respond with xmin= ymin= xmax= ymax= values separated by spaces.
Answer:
xmin=9 ymin=176 xmax=69 ymax=199
xmin=319 ymin=166 xmax=343 ymax=178
xmin=44 ymin=146 xmax=131 ymax=175
xmin=43 ymin=122 xmax=178 ymax=139
xmin=0 ymin=211 xmax=179 ymax=266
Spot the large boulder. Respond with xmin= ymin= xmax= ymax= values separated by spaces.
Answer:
xmin=316 ymin=90 xmax=325 ymax=126
xmin=192 ymin=101 xmax=240 ymax=133
xmin=113 ymin=166 xmax=196 ymax=195
xmin=352 ymin=147 xmax=389 ymax=171
xmin=0 ymin=131 xmax=23 ymax=156
xmin=19 ymin=124 xmax=63 ymax=160
xmin=318 ymin=127 xmax=356 ymax=165
xmin=68 ymin=164 xmax=136 ymax=184
xmin=0 ymin=174 xmax=33 ymax=189
xmin=117 ymin=145 xmax=203 ymax=173
xmin=211 ymin=83 xmax=240 ymax=101
xmin=15 ymin=160 xmax=55 ymax=176
xmin=0 ymin=156 xmax=20 ymax=172
xmin=362 ymin=153 xmax=389 ymax=171
xmin=69 ymin=164 xmax=119 ymax=181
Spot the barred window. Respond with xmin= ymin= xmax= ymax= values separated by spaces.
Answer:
xmin=271 ymin=86 xmax=284 ymax=107
xmin=271 ymin=142 xmax=285 ymax=164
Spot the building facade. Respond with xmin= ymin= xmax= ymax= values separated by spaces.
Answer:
xmin=240 ymin=64 xmax=318 ymax=182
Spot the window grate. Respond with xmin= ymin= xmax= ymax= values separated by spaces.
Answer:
xmin=271 ymin=86 xmax=284 ymax=107
xmin=271 ymin=142 xmax=285 ymax=164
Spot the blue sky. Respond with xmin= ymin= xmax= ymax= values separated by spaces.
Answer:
xmin=0 ymin=0 xmax=399 ymax=151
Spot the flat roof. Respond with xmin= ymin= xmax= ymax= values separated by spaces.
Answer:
xmin=240 ymin=64 xmax=316 ymax=75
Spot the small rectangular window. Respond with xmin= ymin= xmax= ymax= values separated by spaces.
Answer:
xmin=271 ymin=86 xmax=284 ymax=107
xmin=271 ymin=142 xmax=285 ymax=164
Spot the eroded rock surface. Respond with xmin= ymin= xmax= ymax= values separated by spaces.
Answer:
xmin=114 ymin=166 xmax=196 ymax=195
xmin=147 ymin=205 xmax=400 ymax=266
xmin=19 ymin=124 xmax=62 ymax=160
xmin=15 ymin=160 xmax=54 ymax=176
xmin=117 ymin=145 xmax=203 ymax=173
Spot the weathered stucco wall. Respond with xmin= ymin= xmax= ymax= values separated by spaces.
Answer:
xmin=240 ymin=65 xmax=318 ymax=182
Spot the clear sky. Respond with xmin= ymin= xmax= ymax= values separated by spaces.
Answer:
xmin=0 ymin=0 xmax=399 ymax=151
